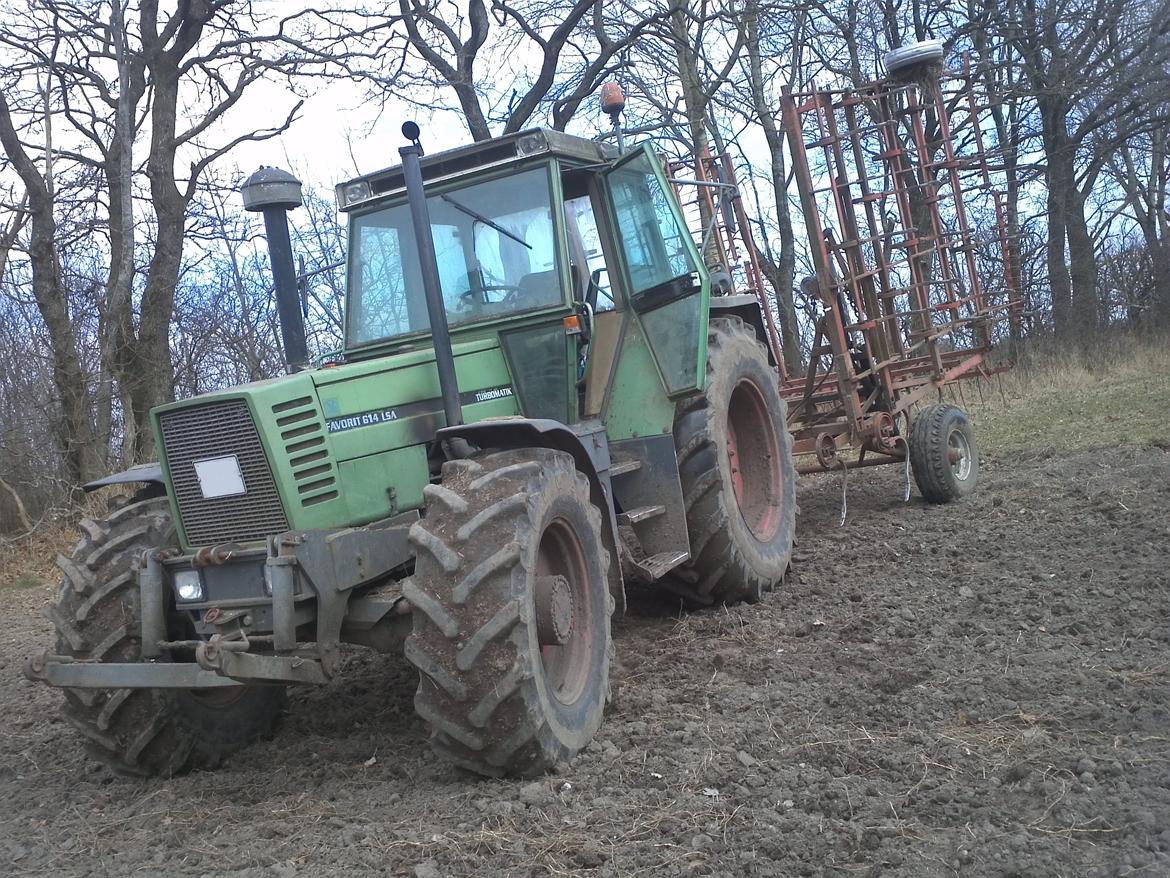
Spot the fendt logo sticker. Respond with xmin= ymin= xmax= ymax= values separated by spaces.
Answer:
xmin=326 ymin=385 xmax=514 ymax=434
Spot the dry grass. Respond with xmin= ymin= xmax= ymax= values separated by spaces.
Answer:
xmin=0 ymin=519 xmax=76 ymax=591
xmin=956 ymin=333 xmax=1170 ymax=455
xmin=0 ymin=487 xmax=139 ymax=590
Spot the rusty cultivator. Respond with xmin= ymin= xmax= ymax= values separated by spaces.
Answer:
xmin=774 ymin=64 xmax=1020 ymax=481
xmin=664 ymin=53 xmax=1020 ymax=496
xmin=665 ymin=56 xmax=1019 ymax=501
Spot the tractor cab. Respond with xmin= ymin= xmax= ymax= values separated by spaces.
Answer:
xmin=334 ymin=129 xmax=712 ymax=426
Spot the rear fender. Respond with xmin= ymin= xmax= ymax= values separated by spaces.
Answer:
xmin=710 ymin=294 xmax=778 ymax=365
xmin=436 ymin=419 xmax=626 ymax=617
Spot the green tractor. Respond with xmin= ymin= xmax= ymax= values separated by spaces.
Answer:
xmin=26 ymin=124 xmax=796 ymax=778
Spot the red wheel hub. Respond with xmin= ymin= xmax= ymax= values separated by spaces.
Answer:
xmin=535 ymin=517 xmax=593 ymax=706
xmin=725 ymin=377 xmax=784 ymax=542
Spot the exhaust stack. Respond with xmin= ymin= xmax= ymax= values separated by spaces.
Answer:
xmin=242 ymin=167 xmax=308 ymax=373
xmin=399 ymin=121 xmax=463 ymax=428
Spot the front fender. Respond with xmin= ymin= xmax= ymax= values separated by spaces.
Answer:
xmin=436 ymin=418 xmax=625 ymax=618
xmin=82 ymin=462 xmax=165 ymax=493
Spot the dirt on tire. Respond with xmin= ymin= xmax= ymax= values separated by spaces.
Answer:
xmin=406 ymin=449 xmax=613 ymax=778
xmin=1 ymin=445 xmax=1167 ymax=876
xmin=47 ymin=496 xmax=285 ymax=777
xmin=671 ymin=316 xmax=797 ymax=606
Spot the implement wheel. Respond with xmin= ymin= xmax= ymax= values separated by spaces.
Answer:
xmin=405 ymin=449 xmax=612 ymax=777
xmin=909 ymin=403 xmax=979 ymax=503
xmin=50 ymin=496 xmax=285 ymax=776
xmin=671 ymin=317 xmax=796 ymax=606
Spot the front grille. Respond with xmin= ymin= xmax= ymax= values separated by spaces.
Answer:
xmin=160 ymin=400 xmax=288 ymax=546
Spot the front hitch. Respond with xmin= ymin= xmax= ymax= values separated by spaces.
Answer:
xmin=23 ymin=651 xmax=243 ymax=689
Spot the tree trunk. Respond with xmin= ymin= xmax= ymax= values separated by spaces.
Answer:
xmin=125 ymin=62 xmax=186 ymax=462
xmin=104 ymin=0 xmax=143 ymax=465
xmin=1045 ymin=175 xmax=1072 ymax=337
xmin=1039 ymin=99 xmax=1075 ymax=337
xmin=1151 ymin=240 xmax=1170 ymax=328
xmin=744 ymin=1 xmax=801 ymax=372
xmin=1065 ymin=185 xmax=1100 ymax=335
xmin=0 ymin=93 xmax=99 ymax=488
xmin=670 ymin=4 xmax=722 ymax=270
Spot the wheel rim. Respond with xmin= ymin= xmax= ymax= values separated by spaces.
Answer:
xmin=948 ymin=428 xmax=973 ymax=481
xmin=535 ymin=517 xmax=593 ymax=706
xmin=725 ymin=377 xmax=783 ymax=542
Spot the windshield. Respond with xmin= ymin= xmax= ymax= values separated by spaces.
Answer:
xmin=346 ymin=165 xmax=564 ymax=347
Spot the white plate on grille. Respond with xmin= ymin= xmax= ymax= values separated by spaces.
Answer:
xmin=193 ymin=455 xmax=246 ymax=498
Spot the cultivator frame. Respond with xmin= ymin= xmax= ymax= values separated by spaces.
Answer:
xmin=663 ymin=65 xmax=1019 ymax=479
xmin=774 ymin=68 xmax=1020 ymax=474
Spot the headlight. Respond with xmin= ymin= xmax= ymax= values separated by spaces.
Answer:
xmin=174 ymin=569 xmax=204 ymax=602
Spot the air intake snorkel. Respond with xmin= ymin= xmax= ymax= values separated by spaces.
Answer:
xmin=241 ymin=167 xmax=309 ymax=373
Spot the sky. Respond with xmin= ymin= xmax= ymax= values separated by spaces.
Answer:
xmin=219 ymin=64 xmax=628 ymax=202
xmin=226 ymin=78 xmax=442 ymax=196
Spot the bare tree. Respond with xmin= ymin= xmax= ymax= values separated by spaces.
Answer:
xmin=735 ymin=0 xmax=807 ymax=371
xmin=985 ymin=0 xmax=1170 ymax=338
xmin=393 ymin=0 xmax=664 ymax=140
xmin=1107 ymin=109 xmax=1170 ymax=326
xmin=0 ymin=0 xmax=364 ymax=463
xmin=0 ymin=92 xmax=102 ymax=485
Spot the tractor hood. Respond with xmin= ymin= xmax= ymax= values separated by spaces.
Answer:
xmin=151 ymin=336 xmax=518 ymax=551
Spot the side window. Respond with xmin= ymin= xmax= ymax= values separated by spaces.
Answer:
xmin=607 ymin=152 xmax=696 ymax=297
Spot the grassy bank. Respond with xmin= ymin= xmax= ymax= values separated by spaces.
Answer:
xmin=958 ymin=334 xmax=1170 ymax=455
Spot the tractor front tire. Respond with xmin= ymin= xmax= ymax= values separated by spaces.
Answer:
xmin=671 ymin=317 xmax=797 ymax=606
xmin=405 ymin=449 xmax=613 ymax=777
xmin=51 ymin=496 xmax=285 ymax=776
xmin=909 ymin=403 xmax=979 ymax=503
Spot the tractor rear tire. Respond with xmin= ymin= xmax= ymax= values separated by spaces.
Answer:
xmin=50 ymin=496 xmax=285 ymax=776
xmin=405 ymin=449 xmax=613 ymax=777
xmin=671 ymin=317 xmax=796 ymax=606
xmin=909 ymin=403 xmax=979 ymax=503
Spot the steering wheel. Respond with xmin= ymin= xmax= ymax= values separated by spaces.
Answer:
xmin=462 ymin=284 xmax=520 ymax=306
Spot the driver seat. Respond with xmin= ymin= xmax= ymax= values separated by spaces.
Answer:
xmin=516 ymin=270 xmax=560 ymax=310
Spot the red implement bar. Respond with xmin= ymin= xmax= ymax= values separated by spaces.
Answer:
xmin=776 ymin=64 xmax=1020 ymax=470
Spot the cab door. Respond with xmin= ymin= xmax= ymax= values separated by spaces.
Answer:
xmin=602 ymin=144 xmax=710 ymax=397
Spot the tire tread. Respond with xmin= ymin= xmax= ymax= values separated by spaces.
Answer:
xmin=404 ymin=449 xmax=611 ymax=778
xmin=49 ymin=496 xmax=284 ymax=777
xmin=669 ymin=318 xmax=797 ymax=605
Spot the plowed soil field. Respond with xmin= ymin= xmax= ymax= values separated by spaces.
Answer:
xmin=2 ymin=444 xmax=1168 ymax=877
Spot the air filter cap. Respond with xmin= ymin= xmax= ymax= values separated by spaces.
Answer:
xmin=883 ymin=39 xmax=945 ymax=79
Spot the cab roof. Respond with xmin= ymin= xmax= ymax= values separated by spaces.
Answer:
xmin=335 ymin=128 xmax=617 ymax=213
